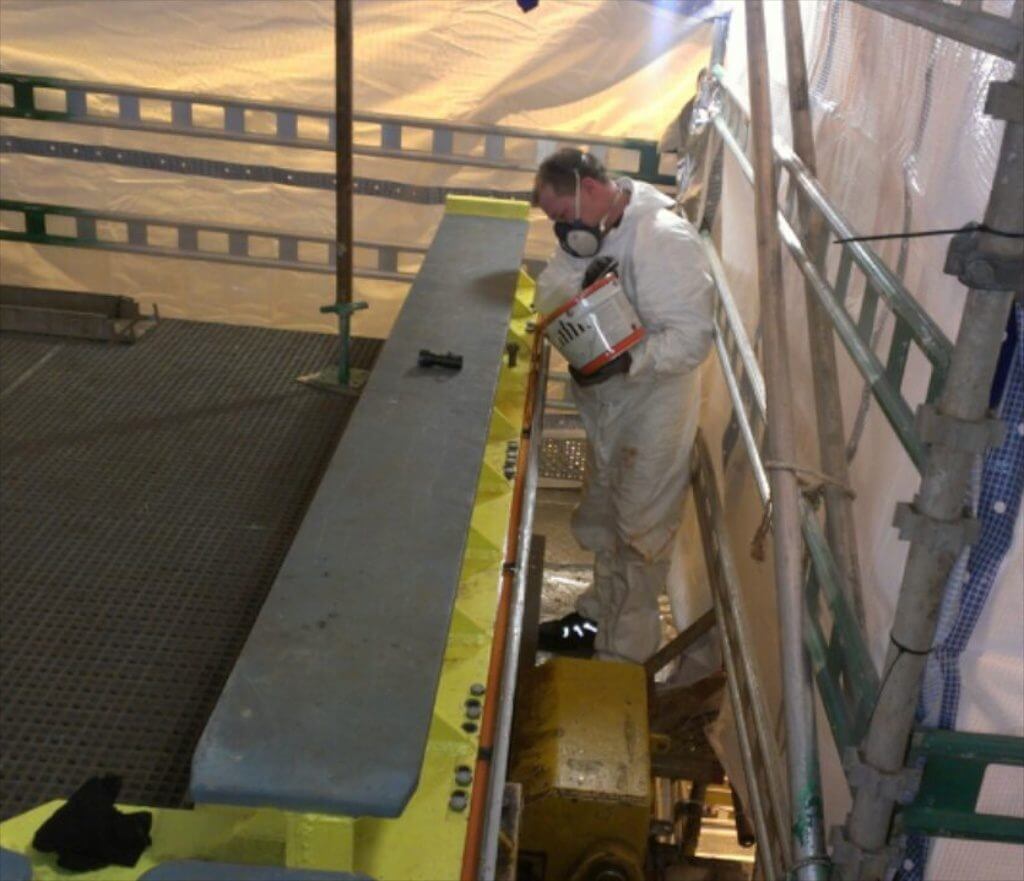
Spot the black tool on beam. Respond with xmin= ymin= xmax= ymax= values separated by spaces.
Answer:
xmin=419 ymin=350 xmax=463 ymax=371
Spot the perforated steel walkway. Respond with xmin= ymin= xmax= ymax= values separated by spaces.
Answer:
xmin=0 ymin=321 xmax=381 ymax=820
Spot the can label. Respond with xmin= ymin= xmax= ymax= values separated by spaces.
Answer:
xmin=541 ymin=274 xmax=646 ymax=375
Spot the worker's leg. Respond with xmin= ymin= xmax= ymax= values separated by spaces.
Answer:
xmin=595 ymin=547 xmax=667 ymax=662
xmin=536 ymin=388 xmax=618 ymax=653
xmin=571 ymin=435 xmax=617 ymax=623
xmin=575 ymin=549 xmax=613 ymax=625
xmin=598 ymin=372 xmax=700 ymax=662
xmin=546 ymin=372 xmax=698 ymax=659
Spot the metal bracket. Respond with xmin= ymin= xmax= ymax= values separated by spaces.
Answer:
xmin=944 ymin=223 xmax=1024 ymax=292
xmin=915 ymin=403 xmax=1006 ymax=453
xmin=893 ymin=501 xmax=980 ymax=553
xmin=843 ymin=747 xmax=923 ymax=805
xmin=829 ymin=826 xmax=898 ymax=881
xmin=985 ymin=81 xmax=1024 ymax=124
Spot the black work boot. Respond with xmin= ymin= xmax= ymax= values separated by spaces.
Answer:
xmin=538 ymin=612 xmax=598 ymax=656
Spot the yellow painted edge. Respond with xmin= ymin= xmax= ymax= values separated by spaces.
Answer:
xmin=444 ymin=195 xmax=530 ymax=221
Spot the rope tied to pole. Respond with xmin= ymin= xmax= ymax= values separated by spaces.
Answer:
xmin=750 ymin=460 xmax=856 ymax=561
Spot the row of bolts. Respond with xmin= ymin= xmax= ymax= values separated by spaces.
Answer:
xmin=450 ymin=339 xmax=523 ymax=809
xmin=449 ymin=682 xmax=486 ymax=812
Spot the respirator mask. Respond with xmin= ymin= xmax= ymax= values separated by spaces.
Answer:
xmin=554 ymin=169 xmax=620 ymax=259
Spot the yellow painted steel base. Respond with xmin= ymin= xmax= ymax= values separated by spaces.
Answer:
xmin=510 ymin=658 xmax=651 ymax=881
xmin=0 ymin=197 xmax=535 ymax=881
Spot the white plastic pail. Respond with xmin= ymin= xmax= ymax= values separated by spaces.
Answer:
xmin=540 ymin=273 xmax=645 ymax=375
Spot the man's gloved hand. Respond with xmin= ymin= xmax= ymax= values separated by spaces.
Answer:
xmin=570 ymin=351 xmax=632 ymax=387
xmin=582 ymin=255 xmax=619 ymax=289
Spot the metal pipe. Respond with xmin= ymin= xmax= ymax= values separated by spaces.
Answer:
xmin=680 ymin=781 xmax=708 ymax=858
xmin=335 ymin=0 xmax=353 ymax=306
xmin=542 ymin=399 xmax=578 ymax=412
xmin=700 ymin=446 xmax=778 ymax=881
xmin=713 ymin=327 xmax=771 ymax=503
xmin=845 ymin=6 xmax=1024 ymax=870
xmin=713 ymin=241 xmax=881 ymax=741
xmin=672 ymin=779 xmax=689 ymax=848
xmin=703 ymin=235 xmax=767 ymax=415
xmin=707 ymin=326 xmax=791 ymax=840
xmin=744 ymin=4 xmax=828 ymax=878
xmin=462 ymin=328 xmax=547 ymax=879
xmin=654 ymin=778 xmax=678 ymax=846
xmin=477 ymin=340 xmax=549 ymax=880
xmin=854 ymin=0 xmax=1020 ymax=61
xmin=774 ymin=219 xmax=922 ymax=471
xmin=712 ymin=74 xmax=954 ymax=374
xmin=714 ymin=115 xmax=928 ymax=469
xmin=781 ymin=0 xmax=865 ymax=628
xmin=777 ymin=145 xmax=953 ymax=373
xmin=0 ymin=70 xmax=667 ymax=151
xmin=711 ymin=239 xmax=879 ymax=732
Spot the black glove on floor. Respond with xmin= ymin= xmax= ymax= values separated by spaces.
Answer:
xmin=32 ymin=774 xmax=152 ymax=872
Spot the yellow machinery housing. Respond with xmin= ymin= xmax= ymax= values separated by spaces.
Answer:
xmin=511 ymin=658 xmax=651 ymax=881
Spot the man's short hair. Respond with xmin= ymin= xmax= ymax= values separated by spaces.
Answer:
xmin=531 ymin=148 xmax=610 ymax=205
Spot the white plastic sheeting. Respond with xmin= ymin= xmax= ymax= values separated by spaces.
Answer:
xmin=0 ymin=0 xmax=714 ymax=337
xmin=694 ymin=2 xmax=1023 ymax=879
xmin=3 ymin=1 xmax=1021 ymax=875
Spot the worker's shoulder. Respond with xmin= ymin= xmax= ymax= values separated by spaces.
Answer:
xmin=637 ymin=204 xmax=702 ymax=247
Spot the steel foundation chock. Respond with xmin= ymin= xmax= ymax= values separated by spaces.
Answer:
xmin=893 ymin=501 xmax=980 ymax=554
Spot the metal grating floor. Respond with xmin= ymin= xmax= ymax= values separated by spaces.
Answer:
xmin=538 ymin=435 xmax=587 ymax=485
xmin=0 ymin=320 xmax=381 ymax=820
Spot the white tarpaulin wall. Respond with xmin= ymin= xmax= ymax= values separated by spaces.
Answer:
xmin=0 ymin=0 xmax=714 ymax=338
xmin=694 ymin=2 xmax=1023 ymax=880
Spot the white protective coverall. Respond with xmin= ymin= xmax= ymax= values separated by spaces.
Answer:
xmin=536 ymin=179 xmax=714 ymax=662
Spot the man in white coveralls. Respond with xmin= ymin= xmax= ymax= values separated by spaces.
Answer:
xmin=533 ymin=147 xmax=714 ymax=663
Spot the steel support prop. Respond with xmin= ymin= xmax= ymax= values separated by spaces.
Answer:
xmin=335 ymin=0 xmax=353 ymax=306
xmin=781 ymin=0 xmax=865 ymax=628
xmin=841 ymin=5 xmax=1024 ymax=876
xmin=744 ymin=4 xmax=829 ymax=878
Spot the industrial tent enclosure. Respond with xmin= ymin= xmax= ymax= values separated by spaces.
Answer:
xmin=0 ymin=2 xmax=1021 ymax=880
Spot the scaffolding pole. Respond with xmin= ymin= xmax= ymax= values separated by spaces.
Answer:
xmin=335 ymin=0 xmax=353 ymax=306
xmin=840 ymin=2 xmax=1024 ymax=876
xmin=744 ymin=3 xmax=828 ymax=878
xmin=780 ymin=0 xmax=865 ymax=627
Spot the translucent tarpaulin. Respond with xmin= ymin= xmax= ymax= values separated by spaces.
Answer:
xmin=699 ymin=3 xmax=1023 ymax=879
xmin=0 ymin=0 xmax=715 ymax=338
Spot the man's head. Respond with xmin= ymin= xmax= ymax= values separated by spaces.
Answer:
xmin=532 ymin=148 xmax=620 ymax=257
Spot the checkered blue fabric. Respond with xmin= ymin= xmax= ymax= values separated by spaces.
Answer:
xmin=897 ymin=302 xmax=1024 ymax=881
